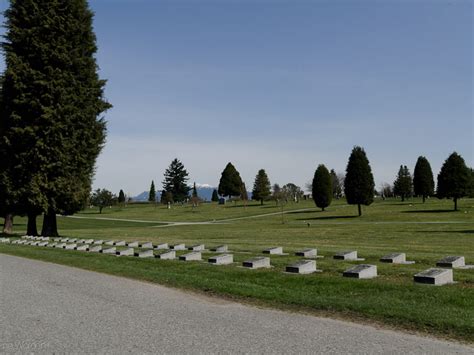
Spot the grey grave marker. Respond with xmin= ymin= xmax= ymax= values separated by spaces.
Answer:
xmin=295 ymin=248 xmax=317 ymax=258
xmin=210 ymin=245 xmax=228 ymax=253
xmin=286 ymin=260 xmax=318 ymax=274
xmin=179 ymin=252 xmax=202 ymax=261
xmin=75 ymin=245 xmax=89 ymax=251
xmin=208 ymin=254 xmax=233 ymax=265
xmin=171 ymin=244 xmax=186 ymax=250
xmin=188 ymin=244 xmax=205 ymax=251
xmin=436 ymin=256 xmax=465 ymax=269
xmin=414 ymin=268 xmax=454 ymax=285
xmin=135 ymin=249 xmax=154 ymax=258
xmin=242 ymin=257 xmax=271 ymax=269
xmin=116 ymin=248 xmax=134 ymax=256
xmin=263 ymin=247 xmax=284 ymax=255
xmin=64 ymin=243 xmax=77 ymax=250
xmin=105 ymin=241 xmax=115 ymax=246
xmin=343 ymin=264 xmax=377 ymax=279
xmin=101 ymin=247 xmax=116 ymax=254
xmin=154 ymin=243 xmax=168 ymax=250
xmin=94 ymin=240 xmax=104 ymax=245
xmin=140 ymin=242 xmax=153 ymax=249
xmin=155 ymin=250 xmax=176 ymax=260
xmin=89 ymin=245 xmax=102 ymax=253
xmin=334 ymin=251 xmax=364 ymax=261
xmin=126 ymin=241 xmax=139 ymax=247
xmin=380 ymin=253 xmax=415 ymax=264
xmin=114 ymin=241 xmax=126 ymax=246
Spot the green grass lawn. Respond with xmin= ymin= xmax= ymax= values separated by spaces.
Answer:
xmin=1 ymin=197 xmax=473 ymax=342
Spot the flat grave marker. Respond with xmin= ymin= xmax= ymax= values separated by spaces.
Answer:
xmin=414 ymin=268 xmax=454 ymax=286
xmin=188 ymin=244 xmax=205 ymax=251
xmin=47 ymin=243 xmax=57 ymax=248
xmin=126 ymin=241 xmax=139 ymax=247
xmin=343 ymin=264 xmax=377 ymax=279
xmin=286 ymin=260 xmax=318 ymax=274
xmin=89 ymin=245 xmax=102 ymax=253
xmin=38 ymin=242 xmax=49 ymax=247
xmin=75 ymin=245 xmax=89 ymax=251
xmin=84 ymin=239 xmax=94 ymax=244
xmin=334 ymin=251 xmax=364 ymax=261
xmin=101 ymin=247 xmax=116 ymax=254
xmin=263 ymin=247 xmax=285 ymax=255
xmin=171 ymin=244 xmax=186 ymax=251
xmin=155 ymin=250 xmax=176 ymax=260
xmin=380 ymin=253 xmax=415 ymax=265
xmin=55 ymin=243 xmax=66 ymax=248
xmin=154 ymin=243 xmax=168 ymax=250
xmin=140 ymin=242 xmax=153 ymax=249
xmin=116 ymin=248 xmax=134 ymax=256
xmin=94 ymin=240 xmax=104 ymax=245
xmin=179 ymin=252 xmax=202 ymax=261
xmin=64 ymin=243 xmax=77 ymax=250
xmin=295 ymin=248 xmax=317 ymax=258
xmin=208 ymin=254 xmax=233 ymax=265
xmin=242 ymin=257 xmax=271 ymax=269
xmin=135 ymin=250 xmax=154 ymax=258
xmin=210 ymin=245 xmax=228 ymax=253
xmin=114 ymin=241 xmax=126 ymax=246
xmin=105 ymin=241 xmax=115 ymax=246
xmin=436 ymin=256 xmax=474 ymax=269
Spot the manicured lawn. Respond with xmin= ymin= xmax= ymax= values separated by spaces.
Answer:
xmin=1 ymin=197 xmax=473 ymax=342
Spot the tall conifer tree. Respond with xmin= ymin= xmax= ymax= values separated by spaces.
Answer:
xmin=251 ymin=169 xmax=271 ymax=205
xmin=393 ymin=165 xmax=412 ymax=202
xmin=0 ymin=0 xmax=111 ymax=236
xmin=344 ymin=146 xmax=375 ymax=216
xmin=148 ymin=181 xmax=156 ymax=202
xmin=312 ymin=164 xmax=332 ymax=211
xmin=162 ymin=158 xmax=190 ymax=202
xmin=218 ymin=162 xmax=243 ymax=199
xmin=437 ymin=152 xmax=470 ymax=211
xmin=413 ymin=156 xmax=434 ymax=203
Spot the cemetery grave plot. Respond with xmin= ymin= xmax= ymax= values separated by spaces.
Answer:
xmin=414 ymin=268 xmax=454 ymax=286
xmin=333 ymin=251 xmax=364 ymax=261
xmin=380 ymin=253 xmax=415 ymax=265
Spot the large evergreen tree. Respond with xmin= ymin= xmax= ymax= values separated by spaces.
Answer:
xmin=162 ymin=158 xmax=190 ymax=202
xmin=251 ymin=169 xmax=271 ymax=205
xmin=0 ymin=0 xmax=110 ymax=236
xmin=148 ymin=180 xmax=156 ymax=202
xmin=344 ymin=146 xmax=375 ymax=216
xmin=312 ymin=164 xmax=332 ymax=211
xmin=211 ymin=189 xmax=219 ymax=202
xmin=413 ymin=156 xmax=434 ymax=203
xmin=393 ymin=165 xmax=412 ymax=202
xmin=437 ymin=152 xmax=470 ymax=211
xmin=330 ymin=169 xmax=343 ymax=199
xmin=218 ymin=162 xmax=243 ymax=199
xmin=118 ymin=189 xmax=126 ymax=204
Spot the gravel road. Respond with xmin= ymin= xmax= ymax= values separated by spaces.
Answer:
xmin=0 ymin=254 xmax=472 ymax=354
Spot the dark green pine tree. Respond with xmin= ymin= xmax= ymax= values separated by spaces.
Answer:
xmin=344 ymin=146 xmax=375 ymax=216
xmin=162 ymin=158 xmax=190 ymax=202
xmin=330 ymin=169 xmax=342 ymax=199
xmin=1 ymin=0 xmax=111 ymax=237
xmin=211 ymin=189 xmax=219 ymax=202
xmin=437 ymin=152 xmax=470 ymax=211
xmin=393 ymin=165 xmax=412 ymax=202
xmin=251 ymin=169 xmax=271 ymax=205
xmin=413 ymin=156 xmax=434 ymax=203
xmin=240 ymin=182 xmax=249 ymax=201
xmin=148 ymin=181 xmax=156 ymax=202
xmin=218 ymin=162 xmax=243 ymax=199
xmin=312 ymin=164 xmax=332 ymax=211
xmin=118 ymin=189 xmax=126 ymax=204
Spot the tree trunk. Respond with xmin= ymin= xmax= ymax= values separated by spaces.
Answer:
xmin=454 ymin=198 xmax=458 ymax=211
xmin=41 ymin=211 xmax=58 ymax=237
xmin=260 ymin=199 xmax=263 ymax=205
xmin=99 ymin=206 xmax=103 ymax=214
xmin=3 ymin=214 xmax=14 ymax=234
xmin=401 ymin=195 xmax=405 ymax=202
xmin=27 ymin=213 xmax=38 ymax=236
xmin=422 ymin=195 xmax=426 ymax=203
xmin=322 ymin=207 xmax=325 ymax=212
xmin=357 ymin=204 xmax=362 ymax=217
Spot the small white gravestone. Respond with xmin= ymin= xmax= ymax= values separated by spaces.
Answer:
xmin=38 ymin=242 xmax=49 ymax=247
xmin=18 ymin=240 xmax=27 ymax=245
xmin=126 ymin=241 xmax=139 ymax=247
xmin=286 ymin=260 xmax=318 ymax=274
xmin=68 ymin=239 xmax=77 ymax=243
xmin=156 ymin=250 xmax=176 ymax=260
xmin=188 ymin=244 xmax=205 ymax=251
xmin=105 ymin=241 xmax=115 ymax=246
xmin=77 ymin=239 xmax=86 ymax=244
xmin=436 ymin=256 xmax=465 ymax=269
xmin=380 ymin=253 xmax=415 ymax=264
xmin=343 ymin=264 xmax=377 ymax=279
xmin=140 ymin=242 xmax=153 ymax=249
xmin=243 ymin=257 xmax=271 ymax=269
xmin=94 ymin=240 xmax=104 ymax=245
xmin=114 ymin=241 xmax=126 ymax=246
xmin=53 ymin=238 xmax=62 ymax=242
xmin=263 ymin=247 xmax=284 ymax=255
xmin=11 ymin=240 xmax=19 ymax=244
xmin=171 ymin=244 xmax=186 ymax=250
xmin=116 ymin=248 xmax=134 ymax=256
xmin=414 ymin=268 xmax=454 ymax=285
xmin=64 ymin=243 xmax=77 ymax=250
xmin=84 ymin=239 xmax=94 ymax=244
xmin=101 ymin=247 xmax=116 ymax=254
xmin=208 ymin=254 xmax=233 ymax=265
xmin=334 ymin=251 xmax=364 ymax=261
xmin=154 ymin=243 xmax=168 ymax=250
xmin=89 ymin=245 xmax=102 ymax=253
xmin=295 ymin=249 xmax=317 ymax=258
xmin=211 ymin=245 xmax=228 ymax=253
xmin=60 ymin=238 xmax=69 ymax=242
xmin=0 ymin=238 xmax=11 ymax=244
xmin=55 ymin=243 xmax=66 ymax=248
xmin=75 ymin=244 xmax=89 ymax=251
xmin=179 ymin=252 xmax=202 ymax=261
xmin=48 ymin=243 xmax=57 ymax=248
xmin=136 ymin=249 xmax=154 ymax=258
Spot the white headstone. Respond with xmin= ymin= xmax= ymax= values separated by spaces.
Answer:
xmin=380 ymin=253 xmax=415 ymax=264
xmin=140 ymin=242 xmax=154 ymax=249
xmin=414 ymin=268 xmax=453 ymax=285
xmin=343 ymin=264 xmax=377 ymax=279
xmin=64 ymin=243 xmax=77 ymax=250
xmin=286 ymin=260 xmax=317 ymax=274
xmin=436 ymin=256 xmax=465 ymax=269
xmin=47 ymin=243 xmax=57 ymax=248
xmin=243 ymin=257 xmax=271 ymax=269
xmin=208 ymin=254 xmax=233 ymax=265
xmin=211 ymin=245 xmax=228 ymax=253
xmin=179 ymin=252 xmax=202 ymax=261
xmin=38 ymin=242 xmax=49 ymax=247
xmin=156 ymin=250 xmax=176 ymax=260
xmin=263 ymin=247 xmax=284 ymax=255
xmin=75 ymin=244 xmax=89 ymax=251
xmin=171 ymin=244 xmax=186 ymax=250
xmin=154 ymin=243 xmax=168 ymax=250
xmin=84 ymin=239 xmax=94 ymax=244
xmin=101 ymin=247 xmax=116 ymax=254
xmin=114 ymin=241 xmax=126 ymax=246
xmin=295 ymin=249 xmax=317 ymax=258
xmin=94 ymin=240 xmax=104 ymax=245
xmin=136 ymin=249 xmax=154 ymax=258
xmin=105 ymin=240 xmax=115 ymax=246
xmin=116 ymin=248 xmax=134 ymax=256
xmin=334 ymin=251 xmax=364 ymax=261
xmin=55 ymin=243 xmax=66 ymax=248
xmin=188 ymin=244 xmax=205 ymax=251
xmin=89 ymin=245 xmax=102 ymax=253
xmin=126 ymin=241 xmax=139 ymax=247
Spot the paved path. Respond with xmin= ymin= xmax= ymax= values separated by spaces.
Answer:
xmin=1 ymin=254 xmax=472 ymax=354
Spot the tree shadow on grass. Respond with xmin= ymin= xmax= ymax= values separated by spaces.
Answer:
xmin=416 ymin=230 xmax=474 ymax=234
xmin=401 ymin=210 xmax=456 ymax=213
xmin=297 ymin=215 xmax=357 ymax=221
xmin=287 ymin=210 xmax=317 ymax=215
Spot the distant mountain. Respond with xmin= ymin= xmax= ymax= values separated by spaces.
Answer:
xmin=131 ymin=184 xmax=251 ymax=202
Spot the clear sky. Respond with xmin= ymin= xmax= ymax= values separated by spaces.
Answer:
xmin=0 ymin=0 xmax=472 ymax=196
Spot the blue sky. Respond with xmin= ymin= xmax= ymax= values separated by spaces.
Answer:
xmin=0 ymin=0 xmax=472 ymax=196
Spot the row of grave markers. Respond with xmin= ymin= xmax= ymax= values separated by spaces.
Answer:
xmin=5 ymin=236 xmax=473 ymax=286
